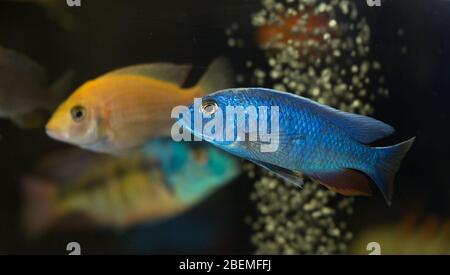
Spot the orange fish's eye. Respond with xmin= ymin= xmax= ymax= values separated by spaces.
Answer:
xmin=201 ymin=99 xmax=218 ymax=115
xmin=70 ymin=105 xmax=86 ymax=122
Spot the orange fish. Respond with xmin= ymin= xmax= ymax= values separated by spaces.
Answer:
xmin=46 ymin=57 xmax=234 ymax=154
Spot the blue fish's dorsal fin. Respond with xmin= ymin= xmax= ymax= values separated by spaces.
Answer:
xmin=105 ymin=63 xmax=192 ymax=87
xmin=248 ymin=88 xmax=394 ymax=144
xmin=292 ymin=93 xmax=394 ymax=144
xmin=248 ymin=159 xmax=304 ymax=188
xmin=317 ymin=108 xmax=395 ymax=144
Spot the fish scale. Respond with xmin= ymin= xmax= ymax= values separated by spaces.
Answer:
xmin=267 ymin=94 xmax=368 ymax=174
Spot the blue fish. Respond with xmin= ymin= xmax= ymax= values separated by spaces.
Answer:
xmin=178 ymin=88 xmax=415 ymax=205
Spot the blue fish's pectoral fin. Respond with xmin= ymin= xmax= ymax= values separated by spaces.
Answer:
xmin=248 ymin=159 xmax=304 ymax=188
xmin=257 ymin=132 xmax=305 ymax=142
xmin=245 ymin=130 xmax=305 ymax=146
xmin=309 ymin=169 xmax=373 ymax=196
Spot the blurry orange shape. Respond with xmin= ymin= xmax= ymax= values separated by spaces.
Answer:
xmin=256 ymin=9 xmax=336 ymax=57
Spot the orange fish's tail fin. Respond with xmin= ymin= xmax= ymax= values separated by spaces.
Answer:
xmin=21 ymin=176 xmax=59 ymax=237
xmin=197 ymin=57 xmax=234 ymax=95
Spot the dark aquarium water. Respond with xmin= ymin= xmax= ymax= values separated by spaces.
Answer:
xmin=0 ymin=0 xmax=449 ymax=255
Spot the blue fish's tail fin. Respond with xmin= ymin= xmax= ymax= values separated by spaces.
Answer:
xmin=369 ymin=137 xmax=415 ymax=206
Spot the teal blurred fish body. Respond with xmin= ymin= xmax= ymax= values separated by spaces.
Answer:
xmin=22 ymin=139 xmax=240 ymax=235
xmin=180 ymin=88 xmax=415 ymax=205
xmin=143 ymin=139 xmax=240 ymax=205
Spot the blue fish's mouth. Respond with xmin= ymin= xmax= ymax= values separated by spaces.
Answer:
xmin=178 ymin=105 xmax=194 ymax=132
xmin=172 ymin=103 xmax=205 ymax=142
xmin=175 ymin=102 xmax=219 ymax=143
xmin=174 ymin=100 xmax=242 ymax=146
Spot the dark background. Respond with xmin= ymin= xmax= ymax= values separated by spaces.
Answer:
xmin=0 ymin=0 xmax=449 ymax=254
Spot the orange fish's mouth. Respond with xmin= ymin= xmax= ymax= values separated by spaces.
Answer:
xmin=45 ymin=118 xmax=71 ymax=142
xmin=45 ymin=126 xmax=83 ymax=146
xmin=45 ymin=126 xmax=65 ymax=141
xmin=45 ymin=120 xmax=101 ymax=148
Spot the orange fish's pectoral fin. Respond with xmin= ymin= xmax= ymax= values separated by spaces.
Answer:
xmin=309 ymin=169 xmax=373 ymax=196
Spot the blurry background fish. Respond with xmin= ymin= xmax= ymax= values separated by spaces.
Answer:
xmin=350 ymin=211 xmax=450 ymax=255
xmin=12 ymin=0 xmax=78 ymax=31
xmin=21 ymin=139 xmax=241 ymax=237
xmin=256 ymin=7 xmax=337 ymax=59
xmin=0 ymin=46 xmax=73 ymax=128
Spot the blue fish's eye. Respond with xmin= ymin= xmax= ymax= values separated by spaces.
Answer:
xmin=71 ymin=105 xmax=86 ymax=122
xmin=201 ymin=99 xmax=218 ymax=115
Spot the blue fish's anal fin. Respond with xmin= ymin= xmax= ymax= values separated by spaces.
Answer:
xmin=309 ymin=169 xmax=373 ymax=196
xmin=248 ymin=159 xmax=304 ymax=188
